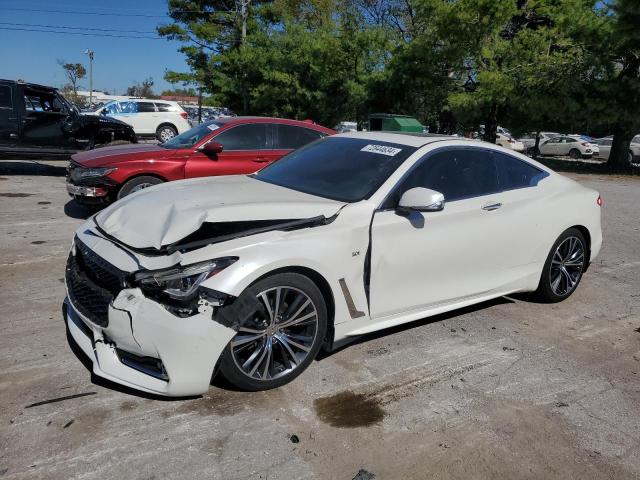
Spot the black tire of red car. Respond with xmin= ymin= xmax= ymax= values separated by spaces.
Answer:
xmin=156 ymin=124 xmax=178 ymax=143
xmin=569 ymin=148 xmax=581 ymax=159
xmin=534 ymin=227 xmax=587 ymax=303
xmin=117 ymin=176 xmax=164 ymax=199
xmin=218 ymin=272 xmax=328 ymax=391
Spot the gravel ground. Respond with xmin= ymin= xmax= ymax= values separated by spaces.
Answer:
xmin=0 ymin=160 xmax=639 ymax=480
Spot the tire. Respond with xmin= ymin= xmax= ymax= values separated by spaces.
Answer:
xmin=156 ymin=124 xmax=178 ymax=143
xmin=569 ymin=148 xmax=581 ymax=159
xmin=534 ymin=228 xmax=587 ymax=303
xmin=219 ymin=272 xmax=328 ymax=391
xmin=117 ymin=176 xmax=163 ymax=199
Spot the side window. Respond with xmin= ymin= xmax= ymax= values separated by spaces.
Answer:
xmin=214 ymin=124 xmax=268 ymax=150
xmin=119 ymin=102 xmax=138 ymax=114
xmin=566 ymin=138 xmax=577 ymax=143
xmin=103 ymin=102 xmax=118 ymax=115
xmin=275 ymin=124 xmax=324 ymax=149
xmin=155 ymin=103 xmax=175 ymax=112
xmin=494 ymin=152 xmax=546 ymax=190
xmin=136 ymin=102 xmax=155 ymax=113
xmin=386 ymin=148 xmax=499 ymax=207
xmin=0 ymin=86 xmax=12 ymax=110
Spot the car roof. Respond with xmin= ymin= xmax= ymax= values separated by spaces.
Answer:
xmin=336 ymin=131 xmax=459 ymax=148
xmin=0 ymin=79 xmax=56 ymax=92
xmin=214 ymin=116 xmax=335 ymax=132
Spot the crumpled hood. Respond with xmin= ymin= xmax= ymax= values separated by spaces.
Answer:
xmin=95 ymin=175 xmax=345 ymax=249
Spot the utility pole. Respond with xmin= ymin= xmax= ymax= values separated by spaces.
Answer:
xmin=84 ymin=49 xmax=94 ymax=106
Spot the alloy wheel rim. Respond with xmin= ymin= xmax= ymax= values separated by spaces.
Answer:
xmin=230 ymin=286 xmax=319 ymax=381
xmin=549 ymin=236 xmax=585 ymax=296
xmin=130 ymin=182 xmax=154 ymax=193
xmin=160 ymin=129 xmax=175 ymax=142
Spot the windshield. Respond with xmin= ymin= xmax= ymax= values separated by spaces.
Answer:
xmin=161 ymin=121 xmax=222 ymax=149
xmin=254 ymin=137 xmax=416 ymax=202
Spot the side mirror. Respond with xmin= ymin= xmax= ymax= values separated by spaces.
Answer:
xmin=201 ymin=140 xmax=224 ymax=155
xmin=397 ymin=187 xmax=445 ymax=214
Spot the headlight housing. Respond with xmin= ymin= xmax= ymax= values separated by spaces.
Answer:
xmin=133 ymin=257 xmax=237 ymax=301
xmin=76 ymin=167 xmax=117 ymax=179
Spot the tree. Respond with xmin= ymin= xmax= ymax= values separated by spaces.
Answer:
xmin=59 ymin=61 xmax=86 ymax=97
xmin=587 ymin=0 xmax=640 ymax=171
xmin=125 ymin=78 xmax=156 ymax=98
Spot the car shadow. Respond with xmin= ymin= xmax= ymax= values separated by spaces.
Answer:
xmin=316 ymin=296 xmax=515 ymax=360
xmin=64 ymin=200 xmax=97 ymax=220
xmin=0 ymin=159 xmax=68 ymax=176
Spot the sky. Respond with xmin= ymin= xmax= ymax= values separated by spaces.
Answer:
xmin=0 ymin=0 xmax=190 ymax=95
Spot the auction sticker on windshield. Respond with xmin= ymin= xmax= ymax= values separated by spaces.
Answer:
xmin=361 ymin=144 xmax=402 ymax=156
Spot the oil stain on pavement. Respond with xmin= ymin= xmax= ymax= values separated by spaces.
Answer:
xmin=314 ymin=391 xmax=385 ymax=428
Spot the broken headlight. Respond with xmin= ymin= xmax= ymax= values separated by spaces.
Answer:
xmin=134 ymin=257 xmax=237 ymax=301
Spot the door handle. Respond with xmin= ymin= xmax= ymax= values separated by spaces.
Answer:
xmin=482 ymin=202 xmax=502 ymax=211
xmin=253 ymin=157 xmax=269 ymax=162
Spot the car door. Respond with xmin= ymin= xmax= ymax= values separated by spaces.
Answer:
xmin=184 ymin=122 xmax=269 ymax=178
xmin=19 ymin=90 xmax=73 ymax=149
xmin=0 ymin=83 xmax=18 ymax=148
xmin=540 ymin=137 xmax=560 ymax=155
xmin=133 ymin=101 xmax=157 ymax=134
xmin=491 ymin=151 xmax=550 ymax=278
xmin=271 ymin=123 xmax=327 ymax=160
xmin=369 ymin=147 xmax=507 ymax=319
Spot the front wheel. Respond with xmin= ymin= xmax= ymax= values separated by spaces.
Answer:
xmin=219 ymin=273 xmax=327 ymax=391
xmin=534 ymin=228 xmax=587 ymax=303
xmin=117 ymin=175 xmax=163 ymax=199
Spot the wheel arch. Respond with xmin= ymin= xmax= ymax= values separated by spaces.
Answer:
xmin=570 ymin=224 xmax=592 ymax=271
xmin=116 ymin=172 xmax=168 ymax=197
xmin=248 ymin=266 xmax=336 ymax=349
xmin=156 ymin=122 xmax=177 ymax=133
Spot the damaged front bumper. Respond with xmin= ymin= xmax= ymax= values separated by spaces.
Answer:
xmin=64 ymin=235 xmax=237 ymax=397
xmin=64 ymin=288 xmax=236 ymax=397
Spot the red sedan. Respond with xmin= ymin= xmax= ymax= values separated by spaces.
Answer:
xmin=67 ymin=117 xmax=335 ymax=206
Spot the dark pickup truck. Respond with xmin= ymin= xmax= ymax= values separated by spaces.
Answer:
xmin=0 ymin=79 xmax=136 ymax=155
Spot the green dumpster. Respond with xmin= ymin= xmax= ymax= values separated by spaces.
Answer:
xmin=369 ymin=114 xmax=424 ymax=133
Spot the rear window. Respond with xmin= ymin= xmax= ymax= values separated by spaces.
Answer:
xmin=155 ymin=103 xmax=177 ymax=112
xmin=136 ymin=102 xmax=155 ymax=113
xmin=275 ymin=124 xmax=324 ymax=149
xmin=0 ymin=86 xmax=12 ymax=109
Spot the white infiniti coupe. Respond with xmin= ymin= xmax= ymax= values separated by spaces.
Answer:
xmin=64 ymin=132 xmax=602 ymax=396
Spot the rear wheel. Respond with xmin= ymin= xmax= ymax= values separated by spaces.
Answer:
xmin=156 ymin=125 xmax=177 ymax=143
xmin=117 ymin=175 xmax=163 ymax=199
xmin=535 ymin=228 xmax=587 ymax=302
xmin=569 ymin=148 xmax=581 ymax=159
xmin=219 ymin=273 xmax=327 ymax=391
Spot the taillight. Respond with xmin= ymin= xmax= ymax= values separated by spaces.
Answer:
xmin=508 ymin=139 xmax=515 ymax=143
xmin=581 ymin=142 xmax=588 ymax=146
xmin=180 ymin=112 xmax=188 ymax=119
xmin=596 ymin=195 xmax=603 ymax=206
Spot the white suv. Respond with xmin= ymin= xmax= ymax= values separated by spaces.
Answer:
xmin=94 ymin=100 xmax=191 ymax=142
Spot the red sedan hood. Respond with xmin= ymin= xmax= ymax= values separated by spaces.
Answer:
xmin=71 ymin=144 xmax=178 ymax=167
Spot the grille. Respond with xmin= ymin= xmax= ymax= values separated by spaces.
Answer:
xmin=65 ymin=238 xmax=127 ymax=327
